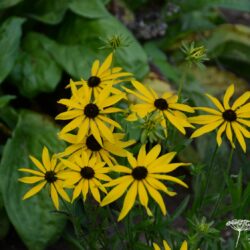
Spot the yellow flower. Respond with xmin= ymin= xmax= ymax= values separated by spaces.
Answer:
xmin=19 ymin=146 xmax=70 ymax=210
xmin=67 ymin=53 xmax=132 ymax=98
xmin=100 ymin=144 xmax=189 ymax=221
xmin=123 ymin=80 xmax=194 ymax=134
xmin=190 ymin=84 xmax=250 ymax=152
xmin=60 ymin=152 xmax=111 ymax=203
xmin=58 ymin=132 xmax=135 ymax=166
xmin=56 ymin=84 xmax=123 ymax=145
xmin=153 ymin=240 xmax=188 ymax=250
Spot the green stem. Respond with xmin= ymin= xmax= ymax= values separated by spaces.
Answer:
xmin=106 ymin=206 xmax=127 ymax=249
xmin=210 ymin=147 xmax=234 ymax=218
xmin=59 ymin=197 xmax=88 ymax=249
xmin=200 ymin=144 xmax=218 ymax=209
xmin=177 ymin=67 xmax=187 ymax=100
xmin=126 ymin=212 xmax=133 ymax=250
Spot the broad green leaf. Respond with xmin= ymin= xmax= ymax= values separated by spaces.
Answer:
xmin=0 ymin=111 xmax=66 ymax=250
xmin=0 ymin=95 xmax=16 ymax=108
xmin=0 ymin=17 xmax=25 ymax=83
xmin=69 ymin=0 xmax=109 ymax=18
xmin=0 ymin=0 xmax=23 ymax=9
xmin=58 ymin=14 xmax=149 ymax=79
xmin=10 ymin=33 xmax=62 ymax=97
xmin=0 ymin=208 xmax=10 ymax=240
xmin=19 ymin=0 xmax=68 ymax=25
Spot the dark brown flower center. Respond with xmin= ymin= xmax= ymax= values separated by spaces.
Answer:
xmin=45 ymin=171 xmax=57 ymax=183
xmin=154 ymin=98 xmax=168 ymax=110
xmin=132 ymin=166 xmax=148 ymax=180
xmin=86 ymin=135 xmax=102 ymax=151
xmin=80 ymin=167 xmax=95 ymax=179
xmin=84 ymin=103 xmax=99 ymax=118
xmin=87 ymin=76 xmax=101 ymax=87
xmin=222 ymin=109 xmax=237 ymax=122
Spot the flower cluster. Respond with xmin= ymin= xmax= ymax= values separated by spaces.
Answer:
xmin=19 ymin=53 xmax=191 ymax=222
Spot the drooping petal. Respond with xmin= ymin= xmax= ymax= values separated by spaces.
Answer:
xmin=231 ymin=122 xmax=246 ymax=152
xmin=216 ymin=121 xmax=227 ymax=146
xmin=50 ymin=184 xmax=59 ymax=210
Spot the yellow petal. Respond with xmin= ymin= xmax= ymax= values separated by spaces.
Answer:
xmin=223 ymin=84 xmax=234 ymax=109
xmin=144 ymin=144 xmax=161 ymax=166
xmin=22 ymin=181 xmax=47 ymax=200
xmin=42 ymin=147 xmax=51 ymax=171
xmin=51 ymin=184 xmax=59 ymax=210
xmin=153 ymin=243 xmax=161 ymax=250
xmin=55 ymin=110 xmax=82 ymax=120
xmin=54 ymin=181 xmax=70 ymax=202
xmin=195 ymin=107 xmax=222 ymax=115
xmin=60 ymin=116 xmax=83 ymax=134
xmin=127 ymin=153 xmax=137 ymax=168
xmin=89 ymin=180 xmax=101 ymax=203
xmin=232 ymin=122 xmax=246 ymax=152
xmin=98 ymin=53 xmax=113 ymax=75
xmin=90 ymin=120 xmax=103 ymax=147
xmin=137 ymin=144 xmax=146 ymax=165
xmin=91 ymin=59 xmax=100 ymax=76
xmin=216 ymin=122 xmax=227 ymax=146
xmin=18 ymin=176 xmax=44 ymax=184
xmin=96 ymin=119 xmax=115 ymax=143
xmin=100 ymin=179 xmax=133 ymax=206
xmin=232 ymin=91 xmax=250 ymax=110
xmin=206 ymin=94 xmax=224 ymax=112
xmin=118 ymin=181 xmax=138 ymax=221
xmin=131 ymin=80 xmax=154 ymax=101
xmin=189 ymin=115 xmax=221 ymax=125
xmin=29 ymin=156 xmax=46 ymax=173
xmin=164 ymin=111 xmax=186 ymax=134
xmin=81 ymin=179 xmax=89 ymax=201
xmin=77 ymin=118 xmax=90 ymax=142
xmin=180 ymin=240 xmax=188 ymax=250
xmin=19 ymin=168 xmax=44 ymax=177
xmin=148 ymin=152 xmax=176 ymax=170
xmin=163 ymin=240 xmax=171 ymax=250
xmin=191 ymin=120 xmax=223 ymax=138
xmin=72 ymin=180 xmax=83 ymax=202
xmin=225 ymin=122 xmax=235 ymax=147
xmin=98 ymin=115 xmax=122 ymax=129
xmin=169 ymin=103 xmax=194 ymax=113
xmin=143 ymin=180 xmax=166 ymax=215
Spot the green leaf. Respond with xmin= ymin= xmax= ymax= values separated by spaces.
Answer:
xmin=69 ymin=0 xmax=109 ymax=18
xmin=0 ymin=95 xmax=16 ymax=108
xmin=20 ymin=0 xmax=68 ymax=25
xmin=57 ymin=14 xmax=149 ymax=79
xmin=0 ymin=17 xmax=25 ymax=83
xmin=0 ymin=0 xmax=23 ymax=9
xmin=10 ymin=33 xmax=62 ymax=97
xmin=0 ymin=208 xmax=10 ymax=240
xmin=0 ymin=111 xmax=66 ymax=250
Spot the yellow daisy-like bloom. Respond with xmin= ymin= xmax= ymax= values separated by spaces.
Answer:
xmin=189 ymin=84 xmax=250 ymax=152
xmin=58 ymin=132 xmax=135 ymax=167
xmin=67 ymin=53 xmax=132 ymax=98
xmin=56 ymin=84 xmax=123 ymax=145
xmin=123 ymin=80 xmax=194 ymax=134
xmin=153 ymin=240 xmax=188 ymax=250
xmin=60 ymin=152 xmax=111 ymax=203
xmin=100 ymin=144 xmax=189 ymax=221
xmin=19 ymin=146 xmax=70 ymax=210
